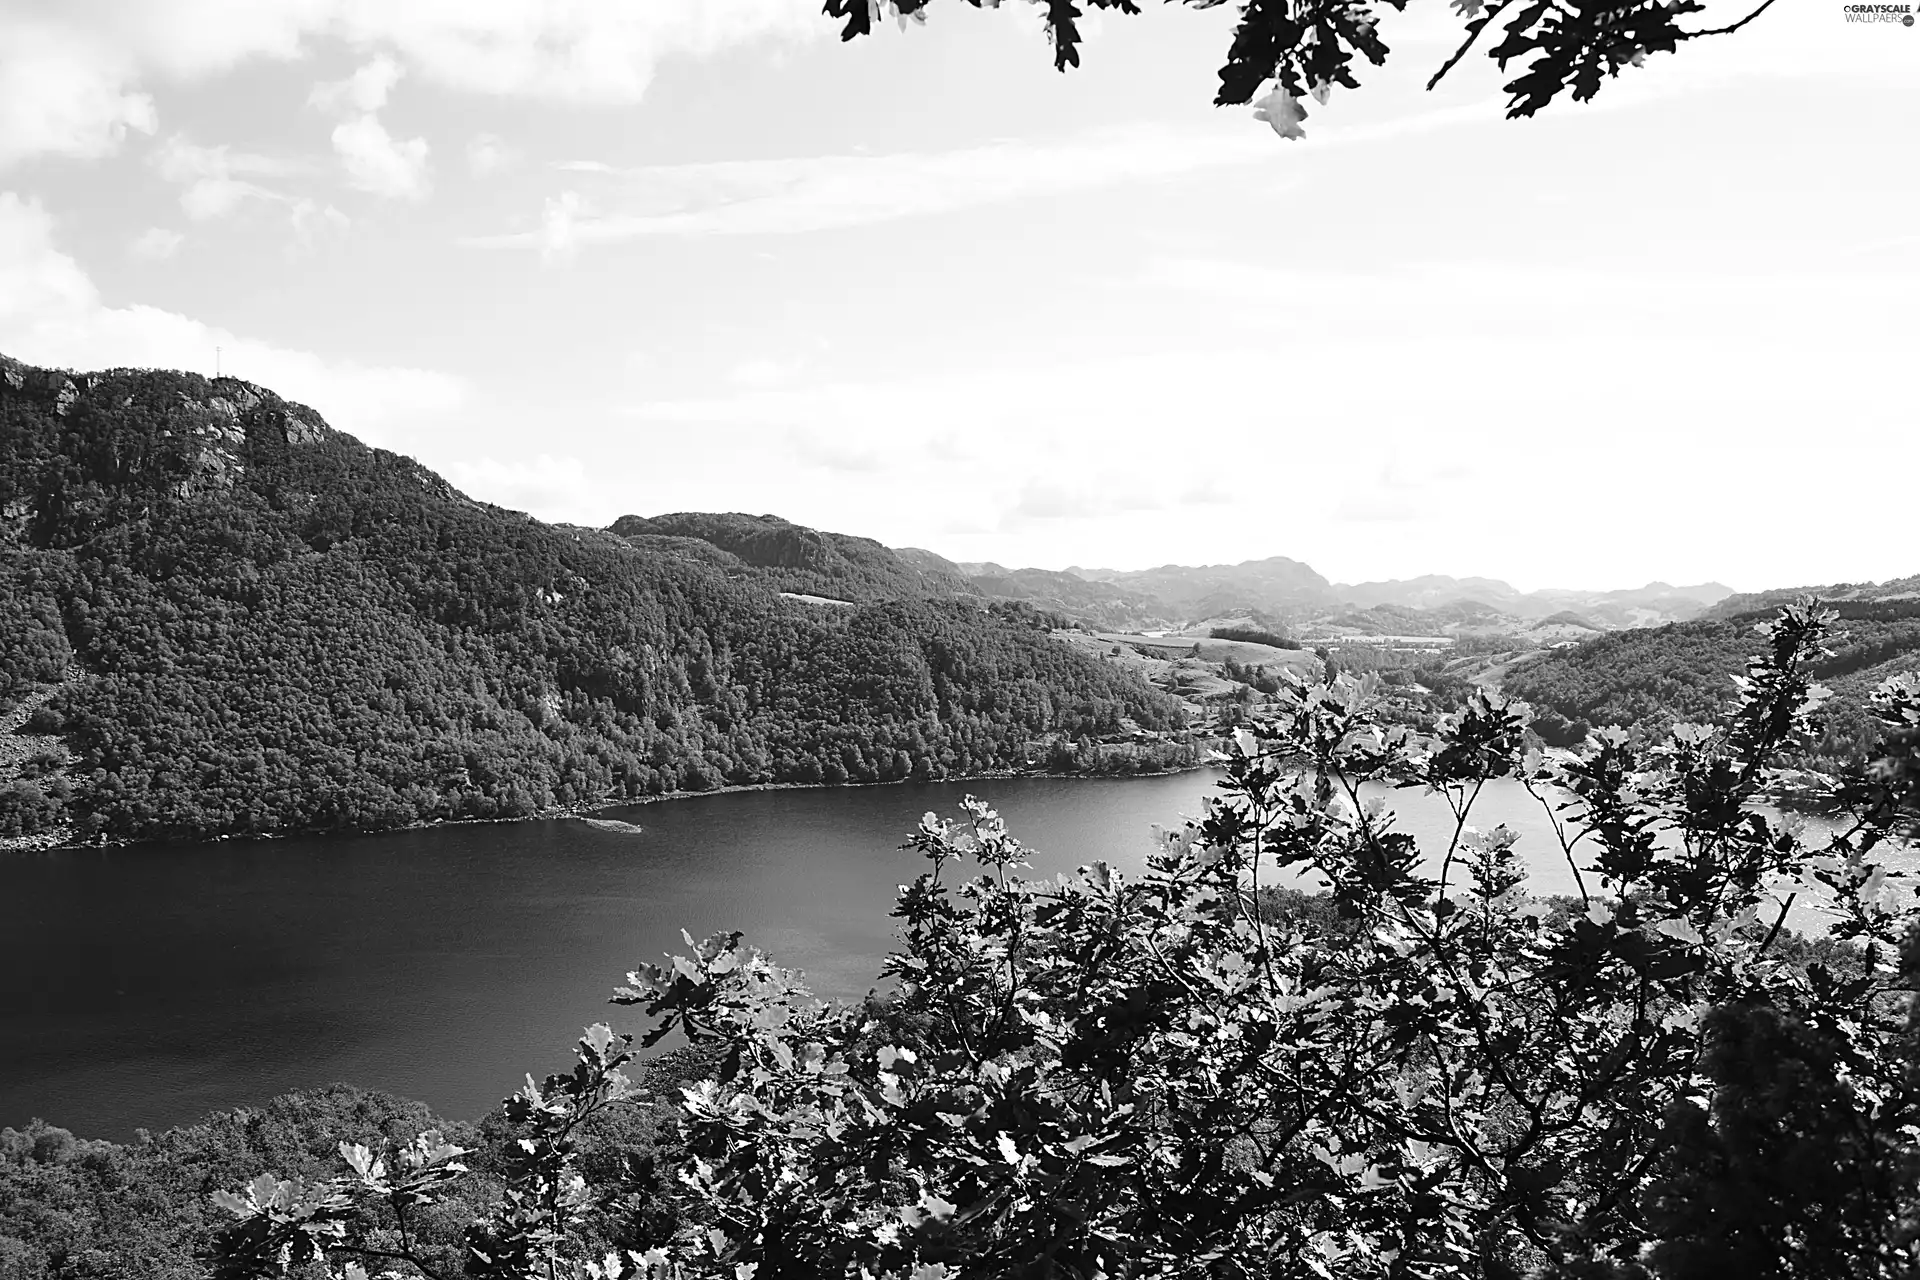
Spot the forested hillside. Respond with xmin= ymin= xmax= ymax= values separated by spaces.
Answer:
xmin=1503 ymin=596 xmax=1920 ymax=768
xmin=0 ymin=356 xmax=1192 ymax=846
xmin=609 ymin=512 xmax=973 ymax=602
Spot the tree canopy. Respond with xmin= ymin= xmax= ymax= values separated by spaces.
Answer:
xmin=825 ymin=0 xmax=1779 ymax=136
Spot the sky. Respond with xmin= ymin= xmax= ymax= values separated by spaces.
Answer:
xmin=0 ymin=0 xmax=1915 ymax=594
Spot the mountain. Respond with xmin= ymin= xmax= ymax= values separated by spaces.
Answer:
xmin=1334 ymin=575 xmax=1532 ymax=614
xmin=1330 ymin=577 xmax=1734 ymax=626
xmin=1086 ymin=556 xmax=1338 ymax=620
xmin=0 ymin=355 xmax=1195 ymax=848
xmin=946 ymin=551 xmax=1735 ymax=638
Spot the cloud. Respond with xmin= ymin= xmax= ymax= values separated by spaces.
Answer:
xmin=311 ymin=57 xmax=430 ymax=200
xmin=461 ymin=98 xmax=1524 ymax=250
xmin=617 ymin=233 xmax=1914 ymax=581
xmin=153 ymin=134 xmax=308 ymax=220
xmin=0 ymin=191 xmax=466 ymax=450
xmin=309 ymin=54 xmax=401 ymax=114
xmin=1008 ymin=480 xmax=1165 ymax=523
xmin=148 ymin=133 xmax=347 ymax=250
xmin=538 ymin=190 xmax=590 ymax=262
xmin=466 ymin=132 xmax=516 ymax=177
xmin=465 ymin=124 xmax=1282 ymax=245
xmin=0 ymin=19 xmax=154 ymax=167
xmin=328 ymin=114 xmax=430 ymax=200
xmin=0 ymin=1 xmax=824 ymax=169
xmin=287 ymin=199 xmax=352 ymax=252
xmin=788 ymin=428 xmax=883 ymax=474
xmin=443 ymin=453 xmax=596 ymax=519
xmin=329 ymin=0 xmax=828 ymax=104
xmin=128 ymin=226 xmax=183 ymax=260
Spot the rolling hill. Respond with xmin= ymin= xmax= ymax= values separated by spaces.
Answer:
xmin=1501 ymin=595 xmax=1920 ymax=770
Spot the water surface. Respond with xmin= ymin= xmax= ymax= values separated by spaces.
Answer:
xmin=0 ymin=772 xmax=1628 ymax=1138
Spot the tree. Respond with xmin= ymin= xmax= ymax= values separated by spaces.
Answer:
xmin=822 ymin=0 xmax=1781 ymax=134
xmin=208 ymin=604 xmax=1920 ymax=1278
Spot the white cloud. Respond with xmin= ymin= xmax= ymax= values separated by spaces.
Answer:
xmin=311 ymin=57 xmax=431 ymax=200
xmin=466 ymin=132 xmax=516 ymax=176
xmin=327 ymin=0 xmax=828 ymax=104
xmin=329 ymin=114 xmax=431 ymax=200
xmin=0 ymin=1 xmax=824 ymax=169
xmin=0 ymin=192 xmax=466 ymax=450
xmin=467 ymin=124 xmax=1283 ymax=245
xmin=153 ymin=134 xmax=307 ymax=219
xmin=444 ymin=453 xmax=597 ymax=519
xmin=462 ymin=101 xmax=1523 ymax=249
xmin=287 ymin=199 xmax=352 ymax=252
xmin=128 ymin=226 xmax=183 ymax=260
xmin=538 ymin=190 xmax=590 ymax=262
xmin=0 ymin=19 xmax=154 ymax=166
xmin=309 ymin=54 xmax=402 ymax=114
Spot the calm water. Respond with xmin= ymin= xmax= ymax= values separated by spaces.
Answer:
xmin=0 ymin=773 xmax=1614 ymax=1138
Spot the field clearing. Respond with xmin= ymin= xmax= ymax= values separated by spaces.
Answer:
xmin=1091 ymin=631 xmax=1197 ymax=657
xmin=1300 ymin=633 xmax=1457 ymax=648
xmin=1190 ymin=639 xmax=1324 ymax=672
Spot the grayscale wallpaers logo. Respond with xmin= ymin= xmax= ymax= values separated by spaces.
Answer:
xmin=1843 ymin=2 xmax=1916 ymax=21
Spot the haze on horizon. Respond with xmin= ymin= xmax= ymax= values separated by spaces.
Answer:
xmin=0 ymin=0 xmax=1913 ymax=597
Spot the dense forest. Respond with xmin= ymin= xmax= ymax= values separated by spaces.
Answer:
xmin=0 ymin=356 xmax=1195 ymax=846
xmin=1503 ymin=598 xmax=1920 ymax=768
xmin=608 ymin=513 xmax=973 ymax=603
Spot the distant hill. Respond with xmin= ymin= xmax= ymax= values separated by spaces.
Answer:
xmin=1700 ymin=575 xmax=1920 ymax=622
xmin=1335 ymin=575 xmax=1532 ymax=614
xmin=943 ymin=554 xmax=1734 ymax=638
xmin=1333 ymin=576 xmax=1734 ymax=626
xmin=1501 ymin=597 xmax=1920 ymax=770
xmin=1083 ymin=556 xmax=1338 ymax=621
xmin=953 ymin=564 xmax=1176 ymax=632
xmin=610 ymin=512 xmax=972 ymax=602
xmin=0 ymin=355 xmax=1194 ymax=847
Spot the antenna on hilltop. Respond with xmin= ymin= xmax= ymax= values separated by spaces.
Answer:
xmin=216 ymin=346 xmax=222 ymax=378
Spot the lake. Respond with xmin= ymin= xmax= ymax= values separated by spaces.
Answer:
xmin=0 ymin=771 xmax=1786 ymax=1138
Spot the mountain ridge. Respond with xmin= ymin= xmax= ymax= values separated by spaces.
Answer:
xmin=924 ymin=552 xmax=1742 ymax=638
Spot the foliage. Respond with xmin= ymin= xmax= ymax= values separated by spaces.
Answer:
xmin=0 ymin=1088 xmax=485 ymax=1280
xmin=208 ymin=605 xmax=1920 ymax=1278
xmin=823 ymin=0 xmax=1780 ymax=131
xmin=0 ymin=1054 xmax=730 ymax=1280
xmin=0 ymin=359 xmax=1193 ymax=845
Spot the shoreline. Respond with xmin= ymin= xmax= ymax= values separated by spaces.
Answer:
xmin=1 ymin=759 xmax=1223 ymax=856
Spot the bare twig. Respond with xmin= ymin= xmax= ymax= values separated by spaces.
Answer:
xmin=1682 ymin=0 xmax=1780 ymax=39
xmin=1426 ymin=3 xmax=1510 ymax=92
